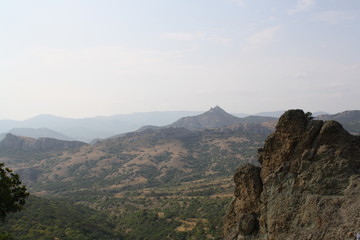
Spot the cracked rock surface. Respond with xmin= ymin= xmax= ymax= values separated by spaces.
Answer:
xmin=223 ymin=109 xmax=360 ymax=240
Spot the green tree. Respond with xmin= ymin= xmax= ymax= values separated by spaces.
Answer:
xmin=0 ymin=163 xmax=29 ymax=223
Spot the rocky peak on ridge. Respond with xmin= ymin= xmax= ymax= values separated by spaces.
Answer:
xmin=223 ymin=109 xmax=360 ymax=240
xmin=168 ymin=106 xmax=242 ymax=130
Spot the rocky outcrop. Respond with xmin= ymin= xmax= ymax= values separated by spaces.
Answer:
xmin=224 ymin=109 xmax=360 ymax=240
xmin=0 ymin=133 xmax=87 ymax=152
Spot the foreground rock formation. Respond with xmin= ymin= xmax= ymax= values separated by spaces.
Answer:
xmin=224 ymin=109 xmax=360 ymax=240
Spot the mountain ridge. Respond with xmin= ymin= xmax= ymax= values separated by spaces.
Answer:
xmin=1 ymin=109 xmax=356 ymax=142
xmin=137 ymin=106 xmax=278 ymax=133
xmin=0 ymin=127 xmax=73 ymax=141
xmin=0 ymin=111 xmax=204 ymax=142
xmin=0 ymin=133 xmax=87 ymax=152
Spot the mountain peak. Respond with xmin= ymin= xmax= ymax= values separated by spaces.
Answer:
xmin=207 ymin=105 xmax=226 ymax=114
xmin=203 ymin=106 xmax=234 ymax=117
xmin=168 ymin=106 xmax=241 ymax=130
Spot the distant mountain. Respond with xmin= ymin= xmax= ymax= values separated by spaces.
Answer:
xmin=0 ymin=127 xmax=73 ymax=141
xmin=312 ymin=111 xmax=330 ymax=117
xmin=167 ymin=106 xmax=242 ymax=130
xmin=232 ymin=113 xmax=249 ymax=118
xmin=0 ymin=109 xmax=332 ymax=142
xmin=316 ymin=110 xmax=360 ymax=135
xmin=253 ymin=110 xmax=328 ymax=118
xmin=238 ymin=115 xmax=278 ymax=124
xmin=136 ymin=106 xmax=278 ymax=133
xmin=0 ymin=133 xmax=86 ymax=152
xmin=253 ymin=111 xmax=286 ymax=118
xmin=0 ymin=111 xmax=202 ymax=142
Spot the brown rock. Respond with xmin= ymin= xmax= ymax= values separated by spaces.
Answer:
xmin=223 ymin=164 xmax=261 ymax=239
xmin=223 ymin=109 xmax=360 ymax=240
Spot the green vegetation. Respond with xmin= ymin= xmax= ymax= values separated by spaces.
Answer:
xmin=0 ymin=194 xmax=231 ymax=240
xmin=0 ymin=123 xmax=273 ymax=239
xmin=0 ymin=163 xmax=29 ymax=223
xmin=0 ymin=196 xmax=123 ymax=240
xmin=114 ymin=196 xmax=231 ymax=240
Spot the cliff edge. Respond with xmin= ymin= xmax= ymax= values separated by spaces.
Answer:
xmin=223 ymin=109 xmax=360 ymax=240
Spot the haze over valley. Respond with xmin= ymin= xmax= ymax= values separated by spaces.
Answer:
xmin=1 ymin=0 xmax=360 ymax=239
xmin=1 ymin=107 xmax=360 ymax=239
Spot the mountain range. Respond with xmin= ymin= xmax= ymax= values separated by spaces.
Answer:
xmin=0 ymin=107 xmax=360 ymax=239
xmin=0 ymin=107 xmax=295 ymax=142
xmin=0 ymin=107 xmax=275 ymax=239
xmin=2 ymin=106 xmax=357 ymax=205
xmin=0 ymin=127 xmax=73 ymax=141
xmin=136 ymin=106 xmax=278 ymax=133
xmin=0 ymin=111 xmax=203 ymax=142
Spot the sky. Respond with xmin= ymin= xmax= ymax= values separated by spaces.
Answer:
xmin=1 ymin=0 xmax=360 ymax=120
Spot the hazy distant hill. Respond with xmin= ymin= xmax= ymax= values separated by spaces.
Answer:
xmin=0 ymin=133 xmax=86 ymax=152
xmin=138 ymin=106 xmax=278 ymax=133
xmin=316 ymin=110 xmax=360 ymax=135
xmin=253 ymin=110 xmax=329 ymax=118
xmin=0 ymin=109 xmax=332 ymax=143
xmin=0 ymin=111 xmax=203 ymax=142
xmin=238 ymin=115 xmax=278 ymax=124
xmin=0 ymin=127 xmax=73 ymax=141
xmin=167 ymin=106 xmax=243 ymax=130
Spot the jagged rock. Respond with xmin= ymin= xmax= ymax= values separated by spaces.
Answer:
xmin=224 ymin=109 xmax=360 ymax=240
xmin=224 ymin=164 xmax=262 ymax=239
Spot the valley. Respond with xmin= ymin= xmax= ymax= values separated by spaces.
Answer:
xmin=1 ymin=107 xmax=359 ymax=239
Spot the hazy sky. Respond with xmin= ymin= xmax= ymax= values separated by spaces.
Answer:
xmin=1 ymin=0 xmax=359 ymax=120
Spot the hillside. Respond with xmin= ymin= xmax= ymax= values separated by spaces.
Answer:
xmin=0 ymin=108 xmax=274 ymax=201
xmin=0 ymin=196 xmax=122 ymax=240
xmin=0 ymin=115 xmax=274 ymax=239
xmin=3 ymin=108 xmax=359 ymax=239
xmin=223 ymin=109 xmax=360 ymax=240
xmin=0 ymin=123 xmax=272 ymax=196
